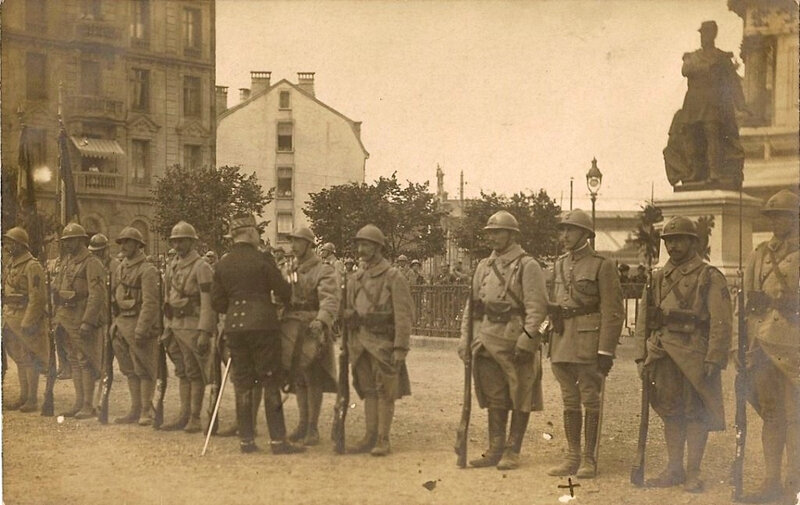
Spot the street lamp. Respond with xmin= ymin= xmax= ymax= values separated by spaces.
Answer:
xmin=586 ymin=157 xmax=603 ymax=248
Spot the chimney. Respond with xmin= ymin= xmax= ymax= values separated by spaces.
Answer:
xmin=215 ymin=86 xmax=228 ymax=116
xmin=239 ymin=88 xmax=251 ymax=102
xmin=250 ymin=71 xmax=271 ymax=95
xmin=297 ymin=72 xmax=315 ymax=96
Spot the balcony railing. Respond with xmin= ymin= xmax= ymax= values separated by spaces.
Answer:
xmin=75 ymin=20 xmax=120 ymax=42
xmin=75 ymin=171 xmax=124 ymax=195
xmin=66 ymin=95 xmax=125 ymax=121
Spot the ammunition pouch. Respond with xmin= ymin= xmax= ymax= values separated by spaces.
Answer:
xmin=663 ymin=309 xmax=709 ymax=334
xmin=356 ymin=311 xmax=394 ymax=337
xmin=646 ymin=306 xmax=663 ymax=330
xmin=484 ymin=300 xmax=523 ymax=324
xmin=472 ymin=300 xmax=485 ymax=320
xmin=747 ymin=291 xmax=799 ymax=320
xmin=54 ymin=290 xmax=86 ymax=308
xmin=547 ymin=304 xmax=564 ymax=335
xmin=164 ymin=296 xmax=199 ymax=320
xmin=4 ymin=293 xmax=28 ymax=307
xmin=746 ymin=291 xmax=771 ymax=316
xmin=560 ymin=303 xmax=600 ymax=320
xmin=116 ymin=298 xmax=139 ymax=317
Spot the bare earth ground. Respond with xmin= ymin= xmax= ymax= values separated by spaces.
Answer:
xmin=1 ymin=337 xmax=784 ymax=505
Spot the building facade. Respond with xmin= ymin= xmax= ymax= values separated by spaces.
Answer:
xmin=1 ymin=0 xmax=216 ymax=255
xmin=216 ymin=72 xmax=369 ymax=247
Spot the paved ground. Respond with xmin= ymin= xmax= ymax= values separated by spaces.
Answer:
xmin=1 ymin=337 xmax=786 ymax=505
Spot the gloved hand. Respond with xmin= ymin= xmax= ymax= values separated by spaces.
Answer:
xmin=513 ymin=347 xmax=535 ymax=365
xmin=391 ymin=348 xmax=407 ymax=369
xmin=309 ymin=319 xmax=325 ymax=342
xmin=79 ymin=322 xmax=93 ymax=339
xmin=597 ymin=354 xmax=614 ymax=376
xmin=197 ymin=331 xmax=211 ymax=354
xmin=703 ymin=361 xmax=720 ymax=378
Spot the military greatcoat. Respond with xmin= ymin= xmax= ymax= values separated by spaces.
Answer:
xmin=2 ymin=251 xmax=48 ymax=366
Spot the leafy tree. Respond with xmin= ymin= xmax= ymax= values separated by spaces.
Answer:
xmin=152 ymin=165 xmax=272 ymax=254
xmin=452 ymin=190 xmax=561 ymax=261
xmin=629 ymin=203 xmax=663 ymax=267
xmin=304 ymin=173 xmax=446 ymax=260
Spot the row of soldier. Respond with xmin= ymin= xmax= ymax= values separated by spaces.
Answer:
xmin=2 ymin=189 xmax=797 ymax=503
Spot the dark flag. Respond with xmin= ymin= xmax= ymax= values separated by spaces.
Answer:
xmin=58 ymin=122 xmax=80 ymax=224
xmin=17 ymin=123 xmax=42 ymax=257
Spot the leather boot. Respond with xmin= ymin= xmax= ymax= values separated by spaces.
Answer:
xmin=647 ymin=417 xmax=686 ymax=487
xmin=114 ymin=377 xmax=142 ymax=424
xmin=784 ymin=417 xmax=799 ymax=504
xmin=740 ymin=420 xmax=784 ymax=503
xmin=347 ymin=395 xmax=378 ymax=454
xmin=469 ymin=409 xmax=508 ymax=467
xmin=161 ymin=379 xmax=190 ymax=430
xmin=60 ymin=368 xmax=84 ymax=417
xmin=548 ymin=410 xmax=582 ymax=476
xmin=371 ymin=398 xmax=395 ymax=456
xmin=304 ymin=383 xmax=323 ymax=446
xmin=74 ymin=369 xmax=97 ymax=419
xmin=19 ymin=366 xmax=40 ymax=413
xmin=683 ymin=420 xmax=708 ymax=493
xmin=497 ymin=410 xmax=530 ymax=470
xmin=264 ymin=385 xmax=305 ymax=454
xmin=576 ymin=409 xmax=600 ymax=478
xmin=138 ymin=378 xmax=156 ymax=426
xmin=288 ymin=384 xmax=309 ymax=442
xmin=184 ymin=381 xmax=204 ymax=433
xmin=6 ymin=366 xmax=29 ymax=411
xmin=252 ymin=387 xmax=261 ymax=436
xmin=236 ymin=385 xmax=257 ymax=453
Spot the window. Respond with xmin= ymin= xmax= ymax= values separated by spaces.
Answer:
xmin=183 ymin=76 xmax=201 ymax=117
xmin=27 ymin=129 xmax=47 ymax=169
xmin=277 ymin=212 xmax=293 ymax=240
xmin=130 ymin=140 xmax=150 ymax=183
xmin=26 ymin=53 xmax=47 ymax=100
xmin=131 ymin=68 xmax=150 ymax=111
xmin=277 ymin=123 xmax=293 ymax=152
xmin=81 ymin=0 xmax=102 ymax=19
xmin=182 ymin=8 xmax=201 ymax=51
xmin=184 ymin=144 xmax=202 ymax=170
xmin=277 ymin=167 xmax=293 ymax=198
xmin=81 ymin=60 xmax=102 ymax=96
xmin=26 ymin=0 xmax=46 ymax=32
xmin=279 ymin=91 xmax=291 ymax=109
xmin=130 ymin=0 xmax=150 ymax=44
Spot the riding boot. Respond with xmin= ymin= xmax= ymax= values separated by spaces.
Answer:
xmin=184 ymin=381 xmax=204 ymax=433
xmin=19 ymin=366 xmax=40 ymax=413
xmin=114 ymin=376 xmax=142 ymax=424
xmin=236 ymin=385 xmax=257 ymax=453
xmin=138 ymin=378 xmax=156 ymax=426
xmin=6 ymin=366 xmax=29 ymax=411
xmin=647 ymin=417 xmax=686 ymax=487
xmin=60 ymin=368 xmax=84 ymax=417
xmin=683 ymin=420 xmax=708 ymax=493
xmin=288 ymin=383 xmax=309 ymax=442
xmin=497 ymin=410 xmax=530 ymax=470
xmin=264 ymin=384 xmax=305 ymax=454
xmin=741 ymin=420 xmax=785 ymax=503
xmin=304 ymin=383 xmax=323 ymax=446
xmin=371 ymin=398 xmax=395 ymax=456
xmin=74 ymin=368 xmax=97 ymax=419
xmin=469 ymin=409 xmax=508 ymax=468
xmin=548 ymin=410 xmax=582 ymax=476
xmin=347 ymin=395 xmax=378 ymax=454
xmin=161 ymin=378 xmax=190 ymax=430
xmin=576 ymin=409 xmax=600 ymax=478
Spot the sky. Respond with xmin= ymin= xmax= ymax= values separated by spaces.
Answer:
xmin=215 ymin=0 xmax=746 ymax=211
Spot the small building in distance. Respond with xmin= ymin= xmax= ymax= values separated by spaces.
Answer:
xmin=216 ymin=72 xmax=369 ymax=247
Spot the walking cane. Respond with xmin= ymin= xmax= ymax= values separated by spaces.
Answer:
xmin=201 ymin=356 xmax=232 ymax=456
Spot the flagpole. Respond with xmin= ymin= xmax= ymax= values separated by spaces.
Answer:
xmin=56 ymin=81 xmax=63 ymax=227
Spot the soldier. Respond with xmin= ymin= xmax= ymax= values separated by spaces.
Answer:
xmin=458 ymin=211 xmax=548 ymax=470
xmin=52 ymin=223 xmax=107 ymax=419
xmin=161 ymin=221 xmax=215 ymax=433
xmin=109 ymin=227 xmax=161 ymax=425
xmin=635 ymin=216 xmax=731 ymax=492
xmin=344 ymin=257 xmax=357 ymax=273
xmin=740 ymin=190 xmax=799 ymax=503
xmin=282 ymin=227 xmax=340 ymax=446
xmin=46 ymin=241 xmax=72 ymax=380
xmin=319 ymin=242 xmax=345 ymax=281
xmin=88 ymin=233 xmax=120 ymax=277
xmin=344 ymin=224 xmax=413 ymax=456
xmin=547 ymin=209 xmax=624 ymax=479
xmin=2 ymin=227 xmax=48 ymax=412
xmin=204 ymin=250 xmax=218 ymax=268
xmin=395 ymin=254 xmax=411 ymax=282
xmin=409 ymin=259 xmax=427 ymax=285
xmin=211 ymin=214 xmax=304 ymax=454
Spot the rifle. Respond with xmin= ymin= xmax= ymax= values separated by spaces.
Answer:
xmin=152 ymin=271 xmax=167 ymax=429
xmin=41 ymin=270 xmax=57 ymax=417
xmin=332 ymin=272 xmax=350 ymax=454
xmin=731 ymin=186 xmax=747 ymax=502
xmin=205 ymin=330 xmax=222 ymax=436
xmin=97 ymin=269 xmax=114 ymax=424
xmin=630 ymin=265 xmax=653 ymax=486
xmin=455 ymin=274 xmax=475 ymax=468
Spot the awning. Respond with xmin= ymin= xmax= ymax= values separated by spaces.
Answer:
xmin=70 ymin=136 xmax=125 ymax=159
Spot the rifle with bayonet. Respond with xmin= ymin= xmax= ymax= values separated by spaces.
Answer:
xmin=455 ymin=272 xmax=476 ymax=468
xmin=41 ymin=270 xmax=57 ymax=417
xmin=332 ymin=271 xmax=350 ymax=454
xmin=731 ymin=187 xmax=748 ymax=502
xmin=152 ymin=271 xmax=167 ymax=429
xmin=630 ymin=263 xmax=653 ymax=486
xmin=97 ymin=269 xmax=115 ymax=424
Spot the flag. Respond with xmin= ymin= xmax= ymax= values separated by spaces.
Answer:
xmin=58 ymin=123 xmax=80 ymax=224
xmin=17 ymin=123 xmax=42 ymax=257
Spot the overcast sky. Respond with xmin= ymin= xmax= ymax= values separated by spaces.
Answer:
xmin=216 ymin=0 xmax=746 ymax=211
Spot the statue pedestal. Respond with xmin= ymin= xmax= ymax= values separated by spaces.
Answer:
xmin=654 ymin=190 xmax=762 ymax=279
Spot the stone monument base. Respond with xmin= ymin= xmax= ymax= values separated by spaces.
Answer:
xmin=654 ymin=189 xmax=762 ymax=280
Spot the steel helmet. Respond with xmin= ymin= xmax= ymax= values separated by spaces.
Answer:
xmin=762 ymin=189 xmax=799 ymax=215
xmin=88 ymin=233 xmax=110 ymax=251
xmin=411 ymin=259 xmax=421 ymax=266
xmin=344 ymin=257 xmax=355 ymax=264
xmin=170 ymin=221 xmax=198 ymax=240
xmin=660 ymin=216 xmax=698 ymax=239
xmin=116 ymin=226 xmax=146 ymax=246
xmin=321 ymin=242 xmax=336 ymax=253
xmin=355 ymin=224 xmax=386 ymax=248
xmin=3 ymin=227 xmax=30 ymax=248
xmin=558 ymin=209 xmax=594 ymax=238
xmin=288 ymin=226 xmax=315 ymax=244
xmin=167 ymin=248 xmax=177 ymax=256
xmin=397 ymin=254 xmax=409 ymax=262
xmin=60 ymin=222 xmax=89 ymax=240
xmin=483 ymin=211 xmax=520 ymax=233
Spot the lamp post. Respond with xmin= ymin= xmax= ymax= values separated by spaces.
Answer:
xmin=586 ymin=158 xmax=603 ymax=249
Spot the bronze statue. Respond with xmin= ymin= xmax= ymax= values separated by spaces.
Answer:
xmin=664 ymin=21 xmax=748 ymax=190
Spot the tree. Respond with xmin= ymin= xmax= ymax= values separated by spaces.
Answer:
xmin=452 ymin=189 xmax=561 ymax=261
xmin=304 ymin=173 xmax=446 ymax=260
xmin=629 ymin=203 xmax=663 ymax=267
xmin=152 ymin=165 xmax=272 ymax=253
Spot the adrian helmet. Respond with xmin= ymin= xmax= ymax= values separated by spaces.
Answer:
xmin=60 ymin=222 xmax=89 ymax=240
xmin=116 ymin=226 xmax=146 ymax=246
xmin=288 ymin=226 xmax=315 ymax=244
xmin=558 ymin=209 xmax=595 ymax=238
xmin=355 ymin=224 xmax=386 ymax=248
xmin=170 ymin=221 xmax=198 ymax=240
xmin=88 ymin=233 xmax=110 ymax=251
xmin=660 ymin=216 xmax=698 ymax=239
xmin=321 ymin=242 xmax=336 ymax=253
xmin=3 ymin=227 xmax=30 ymax=249
xmin=483 ymin=210 xmax=520 ymax=233
xmin=762 ymin=189 xmax=799 ymax=215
